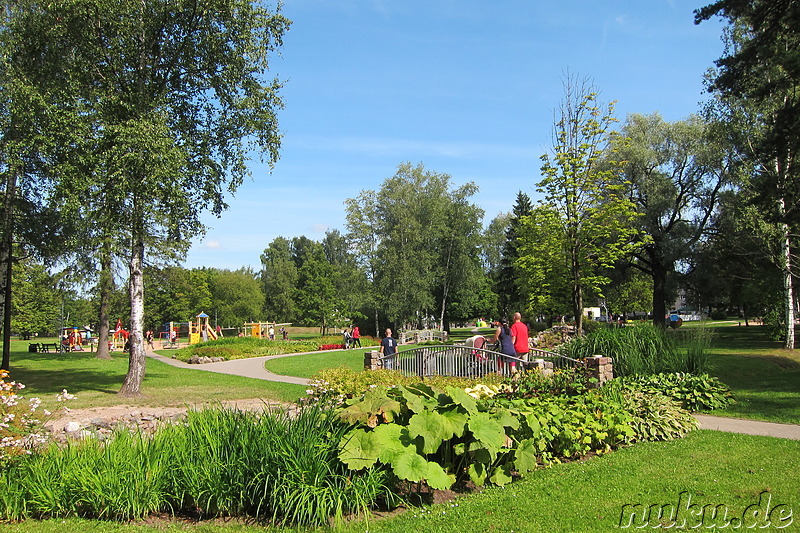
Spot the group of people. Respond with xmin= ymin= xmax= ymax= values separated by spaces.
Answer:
xmin=489 ymin=312 xmax=530 ymax=370
xmin=341 ymin=325 xmax=362 ymax=349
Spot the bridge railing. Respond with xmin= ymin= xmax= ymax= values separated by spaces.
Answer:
xmin=378 ymin=344 xmax=580 ymax=379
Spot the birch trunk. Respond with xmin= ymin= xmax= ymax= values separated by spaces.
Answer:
xmin=119 ymin=236 xmax=146 ymax=397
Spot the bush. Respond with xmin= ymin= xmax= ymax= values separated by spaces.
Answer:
xmin=601 ymin=380 xmax=699 ymax=442
xmin=710 ymin=310 xmax=728 ymax=320
xmin=305 ymin=366 xmax=504 ymax=404
xmin=493 ymin=366 xmax=596 ymax=399
xmin=616 ymin=372 xmax=734 ymax=412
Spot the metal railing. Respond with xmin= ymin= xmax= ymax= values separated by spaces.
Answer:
xmin=379 ymin=344 xmax=580 ymax=379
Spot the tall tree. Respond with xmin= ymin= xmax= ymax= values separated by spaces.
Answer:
xmin=530 ymin=75 xmax=641 ymax=333
xmin=614 ymin=113 xmax=730 ymax=327
xmin=696 ymin=0 xmax=800 ymax=348
xmin=344 ymin=190 xmax=381 ymax=335
xmin=261 ymin=236 xmax=299 ymax=322
xmin=13 ymin=0 xmax=289 ymax=394
xmin=207 ymin=267 xmax=264 ymax=328
xmin=494 ymin=192 xmax=532 ymax=318
xmin=347 ymin=163 xmax=485 ymax=329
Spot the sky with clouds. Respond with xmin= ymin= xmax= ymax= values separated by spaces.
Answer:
xmin=183 ymin=0 xmax=727 ymax=271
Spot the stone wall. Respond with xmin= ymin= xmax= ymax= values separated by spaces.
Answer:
xmin=582 ymin=355 xmax=614 ymax=386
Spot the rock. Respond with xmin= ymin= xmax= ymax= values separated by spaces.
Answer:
xmin=64 ymin=421 xmax=82 ymax=433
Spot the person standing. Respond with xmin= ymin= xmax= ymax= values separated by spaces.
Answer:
xmin=510 ymin=312 xmax=530 ymax=362
xmin=342 ymin=328 xmax=351 ymax=349
xmin=490 ymin=318 xmax=517 ymax=371
xmin=351 ymin=325 xmax=362 ymax=348
xmin=380 ymin=328 xmax=398 ymax=369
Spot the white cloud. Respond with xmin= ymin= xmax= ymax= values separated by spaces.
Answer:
xmin=204 ymin=240 xmax=221 ymax=249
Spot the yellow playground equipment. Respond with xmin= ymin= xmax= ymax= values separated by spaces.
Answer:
xmin=243 ymin=321 xmax=291 ymax=339
xmin=188 ymin=312 xmax=219 ymax=345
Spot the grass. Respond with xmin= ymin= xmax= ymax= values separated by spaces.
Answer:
xmin=704 ymin=323 xmax=800 ymax=424
xmin=4 ymin=338 xmax=307 ymax=409
xmin=4 ymin=430 xmax=798 ymax=532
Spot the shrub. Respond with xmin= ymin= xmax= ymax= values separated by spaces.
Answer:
xmin=337 ymin=384 xmax=636 ymax=490
xmin=601 ymin=381 xmax=699 ymax=442
xmin=616 ymin=372 xmax=734 ymax=412
xmin=710 ymin=310 xmax=728 ymax=320
xmin=305 ymin=367 xmax=505 ymax=405
xmin=0 ymin=371 xmax=74 ymax=465
xmin=493 ymin=366 xmax=596 ymax=399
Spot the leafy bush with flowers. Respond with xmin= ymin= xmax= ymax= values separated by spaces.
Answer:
xmin=1 ymin=370 xmax=74 ymax=464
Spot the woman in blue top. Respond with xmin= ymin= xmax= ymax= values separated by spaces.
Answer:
xmin=491 ymin=318 xmax=517 ymax=372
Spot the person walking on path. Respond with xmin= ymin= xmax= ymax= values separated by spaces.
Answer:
xmin=351 ymin=325 xmax=362 ymax=348
xmin=380 ymin=328 xmax=398 ymax=370
xmin=510 ymin=312 xmax=529 ymax=362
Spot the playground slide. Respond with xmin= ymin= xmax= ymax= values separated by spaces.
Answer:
xmin=207 ymin=328 xmax=217 ymax=341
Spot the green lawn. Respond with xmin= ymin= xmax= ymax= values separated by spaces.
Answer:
xmin=5 ymin=338 xmax=307 ymax=410
xmin=703 ymin=324 xmax=800 ymax=424
xmin=5 ymin=430 xmax=798 ymax=532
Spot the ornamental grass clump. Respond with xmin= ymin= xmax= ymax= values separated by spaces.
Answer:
xmin=0 ymin=404 xmax=394 ymax=527
xmin=559 ymin=323 xmax=714 ymax=376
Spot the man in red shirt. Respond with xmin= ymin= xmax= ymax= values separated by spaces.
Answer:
xmin=510 ymin=312 xmax=529 ymax=362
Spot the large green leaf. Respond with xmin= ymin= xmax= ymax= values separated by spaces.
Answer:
xmin=398 ymin=384 xmax=438 ymax=414
xmin=525 ymin=413 xmax=542 ymax=438
xmin=468 ymin=412 xmax=506 ymax=451
xmin=338 ymin=387 xmax=402 ymax=426
xmin=338 ymin=429 xmax=380 ymax=470
xmin=439 ymin=407 xmax=469 ymax=438
xmin=408 ymin=410 xmax=453 ymax=454
xmin=490 ymin=463 xmax=513 ymax=486
xmin=467 ymin=461 xmax=487 ymax=486
xmin=392 ymin=451 xmax=429 ymax=482
xmin=426 ymin=461 xmax=456 ymax=490
xmin=445 ymin=386 xmax=478 ymax=414
xmin=514 ymin=438 xmax=540 ymax=474
xmin=492 ymin=409 xmax=520 ymax=431
xmin=373 ymin=423 xmax=415 ymax=464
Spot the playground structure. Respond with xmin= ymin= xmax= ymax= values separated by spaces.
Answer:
xmin=60 ymin=326 xmax=92 ymax=352
xmin=188 ymin=312 xmax=220 ymax=345
xmin=111 ymin=319 xmax=129 ymax=351
xmin=243 ymin=321 xmax=291 ymax=339
xmin=159 ymin=321 xmax=187 ymax=348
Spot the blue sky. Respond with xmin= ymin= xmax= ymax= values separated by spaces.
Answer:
xmin=183 ymin=0 xmax=726 ymax=271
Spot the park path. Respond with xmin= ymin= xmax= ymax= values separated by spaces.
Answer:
xmin=146 ymin=349 xmax=312 ymax=386
xmin=146 ymin=349 xmax=800 ymax=441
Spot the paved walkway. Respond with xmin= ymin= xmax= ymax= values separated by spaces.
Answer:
xmin=146 ymin=349 xmax=312 ymax=386
xmin=146 ymin=349 xmax=800 ymax=441
xmin=694 ymin=414 xmax=800 ymax=440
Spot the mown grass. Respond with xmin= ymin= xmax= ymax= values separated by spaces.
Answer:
xmin=705 ymin=323 xmax=800 ymax=424
xmin=4 ymin=338 xmax=307 ymax=409
xmin=4 ymin=430 xmax=798 ymax=532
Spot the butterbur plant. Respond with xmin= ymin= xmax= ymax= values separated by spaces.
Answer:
xmin=1 ymin=370 xmax=75 ymax=463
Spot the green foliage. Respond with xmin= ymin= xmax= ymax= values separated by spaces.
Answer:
xmin=336 ymin=384 xmax=637 ymax=491
xmin=617 ymin=372 xmax=735 ymax=412
xmin=306 ymin=366 xmax=504 ymax=403
xmin=0 ymin=405 xmax=393 ymax=527
xmin=529 ymin=75 xmax=644 ymax=331
xmin=601 ymin=382 xmax=699 ymax=442
xmin=559 ymin=323 xmax=714 ymax=376
xmin=493 ymin=367 xmax=595 ymax=399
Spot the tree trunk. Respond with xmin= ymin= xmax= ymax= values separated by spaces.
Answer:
xmin=652 ymin=265 xmax=668 ymax=329
xmin=780 ymin=199 xmax=795 ymax=350
xmin=119 ymin=236 xmax=146 ymax=397
xmin=1 ymin=170 xmax=17 ymax=371
xmin=95 ymin=239 xmax=112 ymax=360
